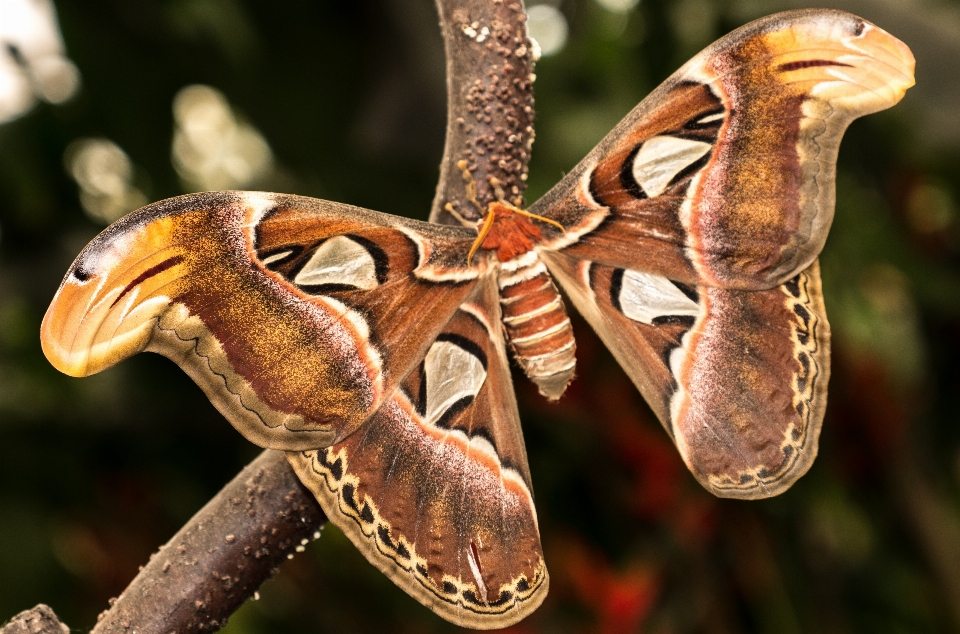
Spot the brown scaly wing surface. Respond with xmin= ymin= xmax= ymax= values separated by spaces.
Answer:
xmin=544 ymin=249 xmax=830 ymax=499
xmin=289 ymin=275 xmax=546 ymax=628
xmin=41 ymin=191 xmax=486 ymax=450
xmin=531 ymin=9 xmax=914 ymax=290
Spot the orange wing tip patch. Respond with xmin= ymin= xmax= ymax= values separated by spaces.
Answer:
xmin=41 ymin=221 xmax=186 ymax=377
xmin=765 ymin=14 xmax=915 ymax=115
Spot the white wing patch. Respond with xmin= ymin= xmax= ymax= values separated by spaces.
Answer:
xmin=294 ymin=236 xmax=379 ymax=289
xmin=632 ymin=136 xmax=712 ymax=197
xmin=423 ymin=340 xmax=487 ymax=427
xmin=619 ymin=269 xmax=700 ymax=324
xmin=261 ymin=250 xmax=294 ymax=266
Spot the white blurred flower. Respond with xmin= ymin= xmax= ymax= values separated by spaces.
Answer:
xmin=0 ymin=0 xmax=80 ymax=123
xmin=65 ymin=138 xmax=147 ymax=224
xmin=172 ymin=84 xmax=273 ymax=191
xmin=527 ymin=5 xmax=568 ymax=57
xmin=594 ymin=0 xmax=640 ymax=13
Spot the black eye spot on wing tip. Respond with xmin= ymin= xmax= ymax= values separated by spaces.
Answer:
xmin=71 ymin=265 xmax=91 ymax=282
xmin=854 ymin=19 xmax=865 ymax=36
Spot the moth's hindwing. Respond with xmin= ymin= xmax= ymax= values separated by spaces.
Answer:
xmin=531 ymin=9 xmax=914 ymax=291
xmin=289 ymin=276 xmax=547 ymax=629
xmin=41 ymin=191 xmax=484 ymax=451
xmin=544 ymin=251 xmax=830 ymax=499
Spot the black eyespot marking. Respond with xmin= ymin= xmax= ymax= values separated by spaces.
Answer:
xmin=854 ymin=20 xmax=865 ymax=36
xmin=516 ymin=577 xmax=530 ymax=592
xmin=442 ymin=581 xmax=458 ymax=595
xmin=360 ymin=504 xmax=375 ymax=524
xmin=71 ymin=266 xmax=91 ymax=282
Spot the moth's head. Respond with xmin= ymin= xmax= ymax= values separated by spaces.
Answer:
xmin=40 ymin=194 xmax=236 ymax=377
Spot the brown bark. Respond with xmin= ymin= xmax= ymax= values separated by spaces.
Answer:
xmin=89 ymin=451 xmax=326 ymax=634
xmin=430 ymin=0 xmax=537 ymax=223
xmin=0 ymin=606 xmax=69 ymax=634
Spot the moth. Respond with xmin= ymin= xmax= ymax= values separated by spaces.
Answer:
xmin=41 ymin=10 xmax=913 ymax=630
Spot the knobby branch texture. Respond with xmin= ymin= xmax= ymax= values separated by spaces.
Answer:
xmin=90 ymin=450 xmax=326 ymax=634
xmin=10 ymin=1 xmax=538 ymax=632
xmin=0 ymin=605 xmax=69 ymax=634
xmin=431 ymin=0 xmax=537 ymax=222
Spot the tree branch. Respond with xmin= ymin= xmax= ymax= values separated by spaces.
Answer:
xmin=430 ymin=0 xmax=537 ymax=222
xmin=1 ymin=606 xmax=69 ymax=634
xmin=89 ymin=450 xmax=326 ymax=634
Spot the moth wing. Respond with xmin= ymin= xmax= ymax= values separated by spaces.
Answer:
xmin=289 ymin=274 xmax=547 ymax=628
xmin=41 ymin=191 xmax=487 ymax=451
xmin=530 ymin=9 xmax=913 ymax=290
xmin=543 ymin=250 xmax=830 ymax=499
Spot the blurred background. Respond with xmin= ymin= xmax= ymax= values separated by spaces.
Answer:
xmin=1 ymin=0 xmax=959 ymax=632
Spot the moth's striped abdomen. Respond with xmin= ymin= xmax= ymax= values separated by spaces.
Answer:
xmin=498 ymin=251 xmax=576 ymax=399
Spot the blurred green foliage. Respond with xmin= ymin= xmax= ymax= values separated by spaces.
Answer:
xmin=1 ymin=0 xmax=960 ymax=632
